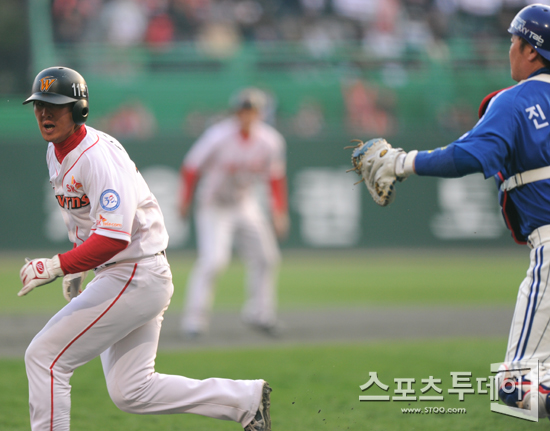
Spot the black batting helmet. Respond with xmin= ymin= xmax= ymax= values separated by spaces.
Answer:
xmin=23 ymin=66 xmax=89 ymax=125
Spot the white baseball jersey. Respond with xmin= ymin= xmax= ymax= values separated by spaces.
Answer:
xmin=184 ymin=117 xmax=286 ymax=206
xmin=181 ymin=117 xmax=285 ymax=334
xmin=46 ymin=125 xmax=168 ymax=261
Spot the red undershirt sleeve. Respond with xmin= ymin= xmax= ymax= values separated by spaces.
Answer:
xmin=180 ymin=166 xmax=199 ymax=207
xmin=269 ymin=176 xmax=288 ymax=215
xmin=58 ymin=234 xmax=129 ymax=274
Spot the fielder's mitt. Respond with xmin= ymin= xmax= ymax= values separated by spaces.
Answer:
xmin=347 ymin=138 xmax=405 ymax=207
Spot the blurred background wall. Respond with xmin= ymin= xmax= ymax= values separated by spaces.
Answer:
xmin=0 ymin=0 xmax=537 ymax=250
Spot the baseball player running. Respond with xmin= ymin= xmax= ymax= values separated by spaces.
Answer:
xmin=349 ymin=4 xmax=550 ymax=418
xmin=20 ymin=66 xmax=271 ymax=431
xmin=179 ymin=88 xmax=289 ymax=338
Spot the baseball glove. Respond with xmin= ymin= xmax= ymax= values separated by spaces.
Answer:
xmin=346 ymin=138 xmax=405 ymax=207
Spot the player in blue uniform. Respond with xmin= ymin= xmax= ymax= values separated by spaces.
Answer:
xmin=352 ymin=4 xmax=550 ymax=417
xmin=417 ymin=4 xmax=550 ymax=415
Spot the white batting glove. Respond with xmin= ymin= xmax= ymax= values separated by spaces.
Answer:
xmin=18 ymin=255 xmax=64 ymax=297
xmin=62 ymin=271 xmax=87 ymax=302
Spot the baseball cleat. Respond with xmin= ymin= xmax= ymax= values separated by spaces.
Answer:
xmin=244 ymin=381 xmax=272 ymax=431
xmin=242 ymin=313 xmax=284 ymax=337
xmin=184 ymin=330 xmax=202 ymax=341
xmin=247 ymin=321 xmax=283 ymax=337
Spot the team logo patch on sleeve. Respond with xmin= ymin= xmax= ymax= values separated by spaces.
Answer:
xmin=97 ymin=213 xmax=123 ymax=229
xmin=100 ymin=189 xmax=121 ymax=211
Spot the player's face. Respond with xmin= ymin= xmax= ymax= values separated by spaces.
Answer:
xmin=236 ymin=108 xmax=260 ymax=131
xmin=509 ymin=35 xmax=530 ymax=82
xmin=33 ymin=101 xmax=78 ymax=144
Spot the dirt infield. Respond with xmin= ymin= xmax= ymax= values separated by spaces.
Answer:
xmin=0 ymin=305 xmax=514 ymax=358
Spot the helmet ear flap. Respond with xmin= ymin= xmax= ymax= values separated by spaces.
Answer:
xmin=72 ymin=99 xmax=89 ymax=125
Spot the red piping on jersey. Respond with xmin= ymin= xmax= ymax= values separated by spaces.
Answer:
xmin=48 ymin=263 xmax=137 ymax=431
xmin=75 ymin=226 xmax=85 ymax=243
xmin=96 ymin=227 xmax=131 ymax=236
xmin=61 ymin=135 xmax=100 ymax=185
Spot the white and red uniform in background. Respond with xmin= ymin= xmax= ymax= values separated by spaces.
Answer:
xmin=180 ymin=116 xmax=288 ymax=334
xmin=26 ymin=124 xmax=263 ymax=431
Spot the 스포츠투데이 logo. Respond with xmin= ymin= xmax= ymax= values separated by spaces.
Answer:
xmin=100 ymin=189 xmax=121 ymax=211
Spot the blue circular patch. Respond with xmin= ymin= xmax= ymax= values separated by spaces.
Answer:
xmin=100 ymin=189 xmax=120 ymax=211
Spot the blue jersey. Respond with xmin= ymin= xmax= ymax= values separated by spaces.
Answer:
xmin=454 ymin=70 xmax=550 ymax=239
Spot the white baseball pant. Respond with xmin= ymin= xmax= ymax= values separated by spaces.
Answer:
xmin=25 ymin=253 xmax=263 ymax=431
xmin=183 ymin=201 xmax=280 ymax=333
xmin=505 ymin=225 xmax=550 ymax=386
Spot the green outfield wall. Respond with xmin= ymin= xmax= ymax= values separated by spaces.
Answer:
xmin=0 ymin=41 xmax=522 ymax=250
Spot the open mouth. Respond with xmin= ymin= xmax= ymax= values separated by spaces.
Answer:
xmin=43 ymin=123 xmax=55 ymax=131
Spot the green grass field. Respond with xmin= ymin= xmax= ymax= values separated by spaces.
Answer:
xmin=0 ymin=248 xmax=529 ymax=314
xmin=0 ymin=248 xmax=542 ymax=430
xmin=2 ymin=340 xmax=547 ymax=430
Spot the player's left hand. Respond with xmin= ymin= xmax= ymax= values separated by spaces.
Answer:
xmin=18 ymin=255 xmax=64 ymax=297
xmin=179 ymin=201 xmax=192 ymax=219
xmin=346 ymin=138 xmax=415 ymax=207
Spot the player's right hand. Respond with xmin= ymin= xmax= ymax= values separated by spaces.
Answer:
xmin=18 ymin=255 xmax=64 ymax=297
xmin=273 ymin=212 xmax=290 ymax=240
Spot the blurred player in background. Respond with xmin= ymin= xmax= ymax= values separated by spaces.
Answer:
xmin=349 ymin=4 xmax=550 ymax=418
xmin=20 ymin=66 xmax=271 ymax=431
xmin=179 ymin=87 xmax=289 ymax=338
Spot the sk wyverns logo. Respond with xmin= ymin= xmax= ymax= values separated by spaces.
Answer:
xmin=100 ymin=189 xmax=120 ymax=211
xmin=56 ymin=194 xmax=90 ymax=210
xmin=97 ymin=213 xmax=123 ymax=230
xmin=40 ymin=76 xmax=57 ymax=92
xmin=66 ymin=176 xmax=83 ymax=193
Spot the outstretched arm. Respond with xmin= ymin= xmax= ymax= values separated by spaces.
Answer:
xmin=348 ymin=139 xmax=483 ymax=207
xmin=411 ymin=145 xmax=483 ymax=178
